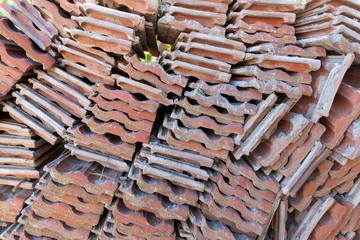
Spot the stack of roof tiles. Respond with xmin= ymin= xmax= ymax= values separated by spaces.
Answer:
xmin=6 ymin=151 xmax=124 ymax=240
xmin=157 ymin=0 xmax=231 ymax=44
xmin=0 ymin=0 xmax=359 ymax=239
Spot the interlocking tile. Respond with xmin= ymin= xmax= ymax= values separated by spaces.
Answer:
xmin=174 ymin=97 xmax=245 ymax=124
xmin=65 ymin=143 xmax=129 ymax=172
xmin=184 ymin=88 xmax=257 ymax=116
xmin=243 ymin=53 xmax=321 ymax=73
xmin=321 ymin=78 xmax=360 ymax=149
xmin=0 ymin=18 xmax=55 ymax=69
xmin=205 ymin=180 xmax=269 ymax=224
xmin=91 ymin=104 xmax=153 ymax=132
xmin=226 ymin=155 xmax=280 ymax=193
xmin=207 ymin=171 xmax=272 ymax=214
xmin=289 ymin=159 xmax=334 ymax=212
xmin=229 ymin=10 xmax=296 ymax=26
xmin=60 ymin=58 xmax=115 ymax=86
xmin=110 ymin=198 xmax=175 ymax=235
xmin=160 ymin=5 xmax=227 ymax=27
xmin=29 ymin=79 xmax=87 ymax=119
xmin=49 ymin=152 xmax=123 ymax=196
xmin=143 ymin=141 xmax=213 ymax=167
xmin=297 ymin=33 xmax=360 ymax=63
xmin=250 ymin=112 xmax=309 ymax=168
xmin=230 ymin=0 xmax=306 ymax=12
xmin=11 ymin=0 xmax=58 ymax=40
xmin=56 ymin=45 xmax=112 ymax=76
xmin=67 ymin=124 xmax=136 ymax=160
xmin=161 ymin=59 xmax=231 ymax=83
xmin=125 ymin=63 xmax=183 ymax=96
xmin=157 ymin=13 xmax=225 ymax=44
xmin=13 ymin=91 xmax=66 ymax=138
xmin=41 ymin=185 xmax=104 ymax=215
xmin=310 ymin=197 xmax=353 ymax=240
xmin=212 ymin=161 xmax=276 ymax=202
xmin=119 ymin=180 xmax=189 ymax=221
xmin=131 ymin=168 xmax=198 ymax=206
xmin=228 ymin=29 xmax=296 ymax=45
xmin=227 ymin=20 xmax=295 ymax=37
xmin=125 ymin=54 xmax=188 ymax=87
xmin=188 ymin=207 xmax=252 ymax=240
xmin=22 ymin=207 xmax=91 ymax=240
xmin=67 ymin=28 xmax=133 ymax=56
xmin=83 ymin=116 xmax=150 ymax=144
xmin=334 ymin=118 xmax=360 ymax=160
xmin=231 ymin=65 xmax=311 ymax=86
xmin=46 ymin=179 xmax=113 ymax=205
xmin=31 ymin=0 xmax=77 ymax=38
xmin=134 ymin=157 xmax=205 ymax=191
xmin=162 ymin=0 xmax=230 ymax=13
xmin=16 ymin=83 xmax=76 ymax=127
xmin=0 ymin=186 xmax=31 ymax=217
xmin=173 ymin=41 xmax=245 ymax=64
xmin=163 ymin=115 xmax=234 ymax=151
xmin=234 ymin=99 xmax=296 ymax=158
xmin=170 ymin=107 xmax=243 ymax=136
xmin=279 ymin=123 xmax=326 ymax=177
xmin=60 ymin=37 xmax=115 ymax=66
xmin=229 ymin=77 xmax=312 ymax=98
xmin=0 ymin=3 xmax=52 ymax=51
xmin=93 ymin=83 xmax=159 ymax=113
xmin=162 ymin=50 xmax=231 ymax=72
xmin=115 ymin=74 xmax=173 ymax=106
xmin=236 ymin=93 xmax=277 ymax=144
xmin=290 ymin=196 xmax=335 ymax=240
xmin=199 ymin=192 xmax=263 ymax=236
xmin=46 ymin=66 xmax=92 ymax=96
xmin=30 ymin=192 xmax=100 ymax=230
xmin=246 ymin=43 xmax=326 ymax=58
xmin=1 ymin=101 xmax=60 ymax=145
xmin=189 ymin=80 xmax=262 ymax=102
xmin=315 ymin=160 xmax=360 ymax=197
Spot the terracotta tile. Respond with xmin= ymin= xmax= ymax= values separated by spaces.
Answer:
xmin=49 ymin=152 xmax=123 ymax=196
xmin=110 ymin=198 xmax=175 ymax=235
xmin=29 ymin=79 xmax=86 ymax=119
xmin=184 ymin=88 xmax=257 ymax=116
xmin=83 ymin=116 xmax=150 ymax=144
xmin=226 ymin=155 xmax=280 ymax=193
xmin=46 ymin=179 xmax=113 ymax=205
xmin=157 ymin=13 xmax=225 ymax=44
xmin=133 ymin=169 xmax=198 ymax=206
xmin=199 ymin=192 xmax=263 ymax=236
xmin=91 ymin=104 xmax=154 ymax=132
xmin=229 ymin=77 xmax=312 ymax=98
xmin=125 ymin=54 xmax=188 ymax=87
xmin=0 ymin=3 xmax=52 ymax=50
xmin=67 ymin=124 xmax=136 ymax=160
xmin=228 ymin=30 xmax=296 ymax=45
xmin=119 ymin=180 xmax=189 ymax=221
xmin=174 ymin=97 xmax=245 ymax=125
xmin=161 ymin=59 xmax=231 ymax=83
xmin=125 ymin=63 xmax=183 ymax=96
xmin=170 ymin=107 xmax=243 ymax=137
xmin=162 ymin=115 xmax=234 ymax=151
xmin=31 ymin=0 xmax=77 ymax=38
xmin=0 ymin=18 xmax=55 ymax=69
xmin=65 ymin=143 xmax=129 ymax=172
xmin=172 ymin=41 xmax=244 ymax=64
xmin=90 ymin=96 xmax=156 ymax=122
xmin=115 ymin=74 xmax=173 ymax=106
xmin=208 ymin=171 xmax=272 ymax=214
